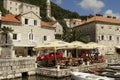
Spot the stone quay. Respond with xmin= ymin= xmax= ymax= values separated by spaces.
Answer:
xmin=36 ymin=62 xmax=107 ymax=78
xmin=0 ymin=57 xmax=36 ymax=79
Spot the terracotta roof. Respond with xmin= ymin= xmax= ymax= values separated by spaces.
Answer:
xmin=2 ymin=14 xmax=20 ymax=23
xmin=79 ymin=16 xmax=120 ymax=26
xmin=41 ymin=21 xmax=55 ymax=28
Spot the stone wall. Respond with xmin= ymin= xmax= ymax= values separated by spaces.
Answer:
xmin=0 ymin=57 xmax=36 ymax=79
xmin=36 ymin=63 xmax=107 ymax=78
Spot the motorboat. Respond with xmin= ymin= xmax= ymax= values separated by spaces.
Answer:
xmin=88 ymin=68 xmax=106 ymax=74
xmin=108 ymin=64 xmax=120 ymax=70
xmin=100 ymin=71 xmax=120 ymax=78
xmin=70 ymin=72 xmax=114 ymax=80
xmin=88 ymin=68 xmax=120 ymax=78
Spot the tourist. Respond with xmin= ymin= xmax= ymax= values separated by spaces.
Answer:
xmin=94 ymin=48 xmax=100 ymax=61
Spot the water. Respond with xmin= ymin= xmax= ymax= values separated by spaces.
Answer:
xmin=13 ymin=75 xmax=120 ymax=80
xmin=14 ymin=75 xmax=71 ymax=80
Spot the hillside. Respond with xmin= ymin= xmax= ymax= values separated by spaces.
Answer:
xmin=0 ymin=0 xmax=88 ymax=21
xmin=17 ymin=0 xmax=83 ymax=20
xmin=0 ymin=0 xmax=8 ymax=16
xmin=0 ymin=0 xmax=90 ymax=42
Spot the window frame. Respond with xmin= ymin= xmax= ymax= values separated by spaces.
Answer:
xmin=25 ymin=18 xmax=28 ymax=24
xmin=34 ymin=20 xmax=37 ymax=25
xmin=109 ymin=35 xmax=112 ymax=41
xmin=44 ymin=36 xmax=47 ymax=41
xmin=28 ymin=33 xmax=34 ymax=41
xmin=13 ymin=33 xmax=17 ymax=40
xmin=101 ymin=35 xmax=104 ymax=40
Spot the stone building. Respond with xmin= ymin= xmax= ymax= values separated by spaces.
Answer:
xmin=0 ymin=0 xmax=55 ymax=58
xmin=46 ymin=0 xmax=63 ymax=39
xmin=75 ymin=16 xmax=120 ymax=63
xmin=41 ymin=21 xmax=63 ymax=39
xmin=3 ymin=0 xmax=40 ymax=16
xmin=50 ymin=22 xmax=63 ymax=39
xmin=64 ymin=18 xmax=82 ymax=28
xmin=0 ymin=12 xmax=55 ymax=58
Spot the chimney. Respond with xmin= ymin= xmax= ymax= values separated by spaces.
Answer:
xmin=113 ymin=16 xmax=116 ymax=19
xmin=107 ymin=16 xmax=112 ymax=18
xmin=96 ymin=14 xmax=103 ymax=17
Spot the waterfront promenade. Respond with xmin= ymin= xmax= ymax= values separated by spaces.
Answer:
xmin=36 ymin=62 xmax=107 ymax=78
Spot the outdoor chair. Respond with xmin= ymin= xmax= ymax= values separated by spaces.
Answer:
xmin=57 ymin=59 xmax=66 ymax=69
xmin=68 ymin=58 xmax=73 ymax=66
xmin=72 ymin=58 xmax=79 ymax=66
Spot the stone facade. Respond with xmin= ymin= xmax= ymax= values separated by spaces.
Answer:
xmin=46 ymin=0 xmax=51 ymax=18
xmin=0 ymin=12 xmax=55 ymax=57
xmin=36 ymin=63 xmax=107 ymax=78
xmin=0 ymin=57 xmax=36 ymax=79
xmin=53 ymin=22 xmax=63 ymax=39
xmin=64 ymin=18 xmax=82 ymax=28
xmin=76 ymin=16 xmax=120 ymax=63
xmin=4 ymin=0 xmax=40 ymax=16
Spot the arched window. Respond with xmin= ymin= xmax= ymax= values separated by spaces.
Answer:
xmin=29 ymin=33 xmax=33 ymax=40
xmin=29 ymin=29 xmax=33 ymax=40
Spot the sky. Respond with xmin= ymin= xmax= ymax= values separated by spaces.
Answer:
xmin=51 ymin=0 xmax=120 ymax=19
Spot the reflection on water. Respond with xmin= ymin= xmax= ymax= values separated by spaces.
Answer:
xmin=13 ymin=75 xmax=120 ymax=80
xmin=14 ymin=75 xmax=71 ymax=80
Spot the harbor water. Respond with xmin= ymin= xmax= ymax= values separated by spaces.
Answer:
xmin=13 ymin=75 xmax=120 ymax=80
xmin=14 ymin=75 xmax=71 ymax=80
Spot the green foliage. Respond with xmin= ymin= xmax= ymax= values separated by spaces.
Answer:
xmin=0 ymin=26 xmax=14 ymax=35
xmin=16 ymin=0 xmax=82 ymax=20
xmin=58 ymin=20 xmax=68 ymax=34
xmin=0 ymin=26 xmax=14 ymax=44
xmin=0 ymin=0 xmax=90 ymax=43
xmin=0 ymin=0 xmax=8 ymax=16
xmin=62 ymin=28 xmax=89 ymax=43
xmin=0 ymin=0 xmax=89 ymax=20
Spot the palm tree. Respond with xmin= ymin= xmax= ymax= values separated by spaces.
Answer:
xmin=62 ymin=28 xmax=89 ymax=43
xmin=0 ymin=26 xmax=14 ymax=45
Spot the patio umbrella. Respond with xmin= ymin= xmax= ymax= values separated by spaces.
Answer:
xmin=35 ymin=39 xmax=70 ymax=65
xmin=63 ymin=41 xmax=87 ymax=57
xmin=86 ymin=42 xmax=106 ymax=49
xmin=35 ymin=39 xmax=70 ymax=50
xmin=62 ymin=41 xmax=86 ymax=49
xmin=71 ymin=41 xmax=86 ymax=48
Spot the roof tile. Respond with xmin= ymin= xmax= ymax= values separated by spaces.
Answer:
xmin=41 ymin=21 xmax=55 ymax=28
xmin=2 ymin=14 xmax=20 ymax=23
xmin=80 ymin=16 xmax=120 ymax=26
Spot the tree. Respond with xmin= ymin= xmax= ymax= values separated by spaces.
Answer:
xmin=62 ymin=28 xmax=89 ymax=43
xmin=0 ymin=26 xmax=14 ymax=44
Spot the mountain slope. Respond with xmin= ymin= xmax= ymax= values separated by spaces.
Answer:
xmin=17 ymin=0 xmax=81 ymax=20
xmin=0 ymin=0 xmax=88 ymax=20
xmin=0 ymin=0 xmax=8 ymax=16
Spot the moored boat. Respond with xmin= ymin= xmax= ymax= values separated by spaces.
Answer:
xmin=70 ymin=72 xmax=114 ymax=80
xmin=100 ymin=71 xmax=120 ymax=78
xmin=88 ymin=68 xmax=120 ymax=78
xmin=108 ymin=64 xmax=120 ymax=70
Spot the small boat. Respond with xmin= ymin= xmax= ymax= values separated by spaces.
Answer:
xmin=88 ymin=68 xmax=120 ymax=78
xmin=88 ymin=68 xmax=106 ymax=74
xmin=70 ymin=72 xmax=114 ymax=80
xmin=100 ymin=71 xmax=120 ymax=78
xmin=108 ymin=64 xmax=120 ymax=70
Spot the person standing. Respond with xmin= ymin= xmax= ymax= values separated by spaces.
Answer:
xmin=94 ymin=48 xmax=100 ymax=61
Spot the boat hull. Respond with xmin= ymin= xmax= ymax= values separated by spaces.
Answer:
xmin=70 ymin=72 xmax=114 ymax=80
